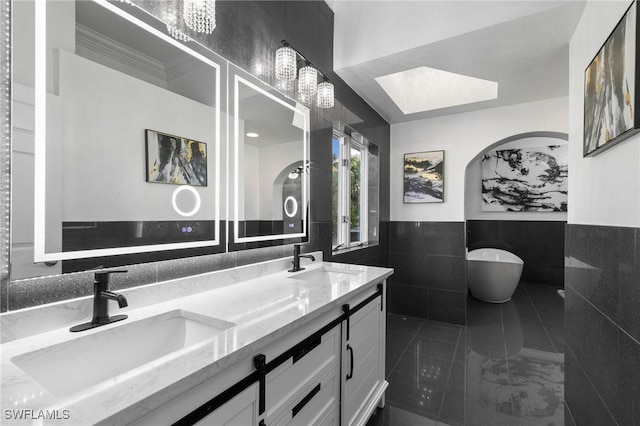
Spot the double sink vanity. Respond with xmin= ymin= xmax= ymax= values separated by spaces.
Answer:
xmin=3 ymin=0 xmax=392 ymax=424
xmin=1 ymin=255 xmax=393 ymax=425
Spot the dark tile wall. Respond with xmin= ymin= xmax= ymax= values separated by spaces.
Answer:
xmin=565 ymin=224 xmax=640 ymax=425
xmin=467 ymin=220 xmax=565 ymax=287
xmin=5 ymin=1 xmax=391 ymax=311
xmin=385 ymin=222 xmax=467 ymax=325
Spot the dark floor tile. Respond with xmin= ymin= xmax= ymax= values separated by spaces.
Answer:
xmin=386 ymin=346 xmax=404 ymax=376
xmin=466 ymin=298 xmax=504 ymax=337
xmin=387 ymin=331 xmax=417 ymax=352
xmin=536 ymin=307 xmax=565 ymax=326
xmin=447 ymin=361 xmax=466 ymax=391
xmin=466 ymin=332 xmax=506 ymax=359
xmin=416 ymin=321 xmax=462 ymax=343
xmin=524 ymin=284 xmax=564 ymax=307
xmin=544 ymin=323 xmax=565 ymax=354
xmin=387 ymin=369 xmax=447 ymax=420
xmin=406 ymin=336 xmax=458 ymax=360
xmin=520 ymin=322 xmax=555 ymax=351
xmin=506 ymin=355 xmax=564 ymax=424
xmin=439 ymin=386 xmax=465 ymax=426
xmin=366 ymin=404 xmax=439 ymax=426
xmin=387 ymin=313 xmax=424 ymax=336
xmin=394 ymin=351 xmax=452 ymax=386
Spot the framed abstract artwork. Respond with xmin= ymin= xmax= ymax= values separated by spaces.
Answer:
xmin=403 ymin=150 xmax=444 ymax=203
xmin=481 ymin=145 xmax=568 ymax=212
xmin=584 ymin=0 xmax=640 ymax=157
xmin=145 ymin=129 xmax=208 ymax=186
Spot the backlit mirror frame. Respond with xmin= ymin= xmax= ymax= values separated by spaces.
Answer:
xmin=231 ymin=67 xmax=310 ymax=244
xmin=32 ymin=0 xmax=222 ymax=262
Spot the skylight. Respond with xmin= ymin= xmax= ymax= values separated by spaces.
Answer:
xmin=375 ymin=66 xmax=498 ymax=114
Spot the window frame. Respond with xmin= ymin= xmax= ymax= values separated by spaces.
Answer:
xmin=332 ymin=130 xmax=374 ymax=251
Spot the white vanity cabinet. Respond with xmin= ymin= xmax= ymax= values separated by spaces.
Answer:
xmin=130 ymin=280 xmax=387 ymax=426
xmin=341 ymin=283 xmax=388 ymax=426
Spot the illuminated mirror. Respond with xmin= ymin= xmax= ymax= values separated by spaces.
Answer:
xmin=230 ymin=65 xmax=310 ymax=245
xmin=11 ymin=0 xmax=224 ymax=278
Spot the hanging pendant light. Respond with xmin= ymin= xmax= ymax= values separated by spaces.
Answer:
xmin=296 ymin=79 xmax=314 ymax=108
xmin=317 ymin=79 xmax=334 ymax=108
xmin=298 ymin=62 xmax=318 ymax=97
xmin=275 ymin=43 xmax=297 ymax=82
xmin=184 ymin=0 xmax=216 ymax=34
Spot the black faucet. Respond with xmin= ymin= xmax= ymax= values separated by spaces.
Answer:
xmin=288 ymin=245 xmax=315 ymax=272
xmin=70 ymin=270 xmax=129 ymax=332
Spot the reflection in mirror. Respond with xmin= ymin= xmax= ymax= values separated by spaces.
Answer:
xmin=231 ymin=66 xmax=309 ymax=245
xmin=11 ymin=0 xmax=223 ymax=278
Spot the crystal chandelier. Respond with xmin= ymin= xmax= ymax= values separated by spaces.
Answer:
xmin=273 ymin=41 xmax=334 ymax=109
xmin=275 ymin=43 xmax=297 ymax=82
xmin=298 ymin=63 xmax=318 ymax=97
xmin=161 ymin=8 xmax=191 ymax=42
xmin=317 ymin=79 xmax=334 ymax=108
xmin=184 ymin=0 xmax=216 ymax=34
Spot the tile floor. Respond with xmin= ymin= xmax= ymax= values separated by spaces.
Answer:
xmin=368 ymin=283 xmax=565 ymax=426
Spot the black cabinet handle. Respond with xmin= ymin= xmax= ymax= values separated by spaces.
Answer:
xmin=293 ymin=336 xmax=321 ymax=364
xmin=346 ymin=344 xmax=354 ymax=381
xmin=254 ymin=354 xmax=266 ymax=415
xmin=292 ymin=383 xmax=321 ymax=418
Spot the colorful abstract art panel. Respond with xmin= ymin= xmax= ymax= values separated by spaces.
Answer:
xmin=481 ymin=145 xmax=568 ymax=212
xmin=145 ymin=129 xmax=207 ymax=186
xmin=584 ymin=1 xmax=639 ymax=156
xmin=403 ymin=150 xmax=444 ymax=203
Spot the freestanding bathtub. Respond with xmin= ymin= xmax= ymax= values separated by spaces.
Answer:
xmin=467 ymin=248 xmax=524 ymax=303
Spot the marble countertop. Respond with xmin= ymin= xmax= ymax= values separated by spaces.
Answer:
xmin=0 ymin=260 xmax=393 ymax=425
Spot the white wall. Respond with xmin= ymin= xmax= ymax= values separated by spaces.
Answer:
xmin=568 ymin=1 xmax=640 ymax=227
xmin=465 ymin=136 xmax=568 ymax=221
xmin=391 ymin=97 xmax=569 ymax=222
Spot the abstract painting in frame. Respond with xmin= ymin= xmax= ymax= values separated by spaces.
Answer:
xmin=146 ymin=129 xmax=208 ymax=186
xmin=481 ymin=145 xmax=568 ymax=212
xmin=584 ymin=0 xmax=640 ymax=157
xmin=403 ymin=150 xmax=444 ymax=203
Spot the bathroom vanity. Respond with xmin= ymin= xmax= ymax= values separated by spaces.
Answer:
xmin=0 ymin=258 xmax=392 ymax=425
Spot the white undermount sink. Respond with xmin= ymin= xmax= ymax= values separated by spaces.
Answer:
xmin=11 ymin=310 xmax=235 ymax=397
xmin=289 ymin=266 xmax=362 ymax=284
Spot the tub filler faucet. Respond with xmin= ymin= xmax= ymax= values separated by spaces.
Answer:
xmin=70 ymin=270 xmax=129 ymax=332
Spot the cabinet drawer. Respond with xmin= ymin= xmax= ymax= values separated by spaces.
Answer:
xmin=194 ymin=383 xmax=258 ymax=426
xmin=266 ymin=325 xmax=340 ymax=421
xmin=272 ymin=365 xmax=340 ymax=426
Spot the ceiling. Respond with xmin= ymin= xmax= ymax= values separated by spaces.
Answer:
xmin=332 ymin=1 xmax=587 ymax=124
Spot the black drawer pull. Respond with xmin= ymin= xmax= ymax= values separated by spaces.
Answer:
xmin=292 ymin=383 xmax=321 ymax=418
xmin=293 ymin=336 xmax=322 ymax=364
xmin=346 ymin=344 xmax=354 ymax=381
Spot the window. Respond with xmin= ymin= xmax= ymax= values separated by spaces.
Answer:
xmin=332 ymin=129 xmax=379 ymax=250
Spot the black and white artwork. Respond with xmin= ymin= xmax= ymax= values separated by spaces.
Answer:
xmin=481 ymin=145 xmax=568 ymax=212
xmin=584 ymin=1 xmax=639 ymax=156
xmin=403 ymin=150 xmax=444 ymax=203
xmin=145 ymin=129 xmax=207 ymax=186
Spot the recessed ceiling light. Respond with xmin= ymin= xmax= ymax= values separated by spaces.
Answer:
xmin=375 ymin=66 xmax=498 ymax=114
xmin=246 ymin=132 xmax=259 ymax=138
